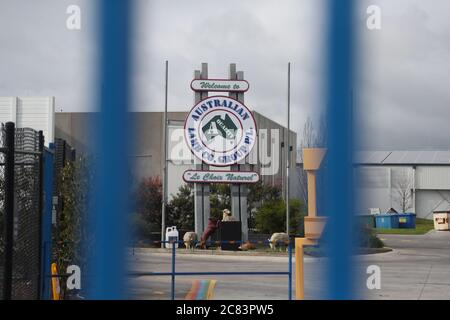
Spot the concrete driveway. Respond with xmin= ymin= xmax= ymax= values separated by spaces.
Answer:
xmin=360 ymin=230 xmax=450 ymax=299
xmin=127 ymin=230 xmax=450 ymax=300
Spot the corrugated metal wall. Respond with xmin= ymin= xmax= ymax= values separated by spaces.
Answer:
xmin=416 ymin=190 xmax=450 ymax=219
xmin=355 ymin=165 xmax=450 ymax=218
xmin=354 ymin=166 xmax=414 ymax=214
xmin=416 ymin=166 xmax=450 ymax=190
xmin=354 ymin=167 xmax=391 ymax=213
xmin=0 ymin=97 xmax=15 ymax=120
xmin=0 ymin=97 xmax=55 ymax=145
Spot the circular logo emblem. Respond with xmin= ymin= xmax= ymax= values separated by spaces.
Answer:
xmin=184 ymin=96 xmax=257 ymax=166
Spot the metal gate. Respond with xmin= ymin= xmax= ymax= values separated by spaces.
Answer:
xmin=0 ymin=122 xmax=44 ymax=300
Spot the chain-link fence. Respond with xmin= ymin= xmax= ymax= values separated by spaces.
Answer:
xmin=0 ymin=122 xmax=43 ymax=300
xmin=0 ymin=124 xmax=5 ymax=298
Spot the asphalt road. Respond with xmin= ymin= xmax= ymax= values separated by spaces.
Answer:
xmin=127 ymin=230 xmax=450 ymax=300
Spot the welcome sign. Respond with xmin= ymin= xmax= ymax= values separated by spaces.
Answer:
xmin=184 ymin=95 xmax=257 ymax=166
xmin=183 ymin=170 xmax=260 ymax=184
xmin=191 ymin=79 xmax=249 ymax=92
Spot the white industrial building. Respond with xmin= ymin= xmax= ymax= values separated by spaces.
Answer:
xmin=0 ymin=96 xmax=55 ymax=146
xmin=355 ymin=151 xmax=450 ymax=219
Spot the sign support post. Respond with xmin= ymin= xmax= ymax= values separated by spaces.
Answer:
xmin=286 ymin=62 xmax=291 ymax=236
xmin=194 ymin=64 xmax=211 ymax=238
xmin=229 ymin=64 xmax=249 ymax=242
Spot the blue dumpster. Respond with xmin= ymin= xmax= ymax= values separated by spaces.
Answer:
xmin=397 ymin=213 xmax=416 ymax=229
xmin=375 ymin=214 xmax=399 ymax=229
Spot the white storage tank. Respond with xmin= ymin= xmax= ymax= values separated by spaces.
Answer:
xmin=165 ymin=226 xmax=179 ymax=248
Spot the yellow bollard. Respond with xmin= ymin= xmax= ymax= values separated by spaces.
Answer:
xmin=295 ymin=238 xmax=317 ymax=300
xmin=51 ymin=263 xmax=61 ymax=300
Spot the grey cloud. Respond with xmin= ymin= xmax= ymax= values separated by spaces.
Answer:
xmin=1 ymin=0 xmax=449 ymax=151
xmin=357 ymin=0 xmax=450 ymax=150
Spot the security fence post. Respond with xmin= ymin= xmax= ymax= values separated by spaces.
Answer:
xmin=3 ymin=122 xmax=15 ymax=300
xmin=37 ymin=130 xmax=44 ymax=299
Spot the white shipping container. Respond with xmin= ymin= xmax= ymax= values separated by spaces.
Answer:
xmin=433 ymin=212 xmax=450 ymax=231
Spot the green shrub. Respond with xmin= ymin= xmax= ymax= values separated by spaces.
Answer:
xmin=254 ymin=199 xmax=306 ymax=235
xmin=129 ymin=212 xmax=153 ymax=240
xmin=0 ymin=174 xmax=3 ymax=254
xmin=53 ymin=157 xmax=93 ymax=279
xmin=356 ymin=226 xmax=384 ymax=248
xmin=248 ymin=181 xmax=282 ymax=228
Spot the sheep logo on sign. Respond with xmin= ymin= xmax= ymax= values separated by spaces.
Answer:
xmin=202 ymin=114 xmax=237 ymax=143
xmin=184 ymin=96 xmax=257 ymax=166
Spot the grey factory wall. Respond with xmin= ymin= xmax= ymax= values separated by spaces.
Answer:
xmin=55 ymin=111 xmax=298 ymax=198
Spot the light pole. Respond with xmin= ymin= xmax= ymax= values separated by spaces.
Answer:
xmin=286 ymin=62 xmax=291 ymax=236
xmin=161 ymin=60 xmax=169 ymax=248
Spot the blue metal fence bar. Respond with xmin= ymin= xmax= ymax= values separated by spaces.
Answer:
xmin=51 ymin=271 xmax=291 ymax=277
xmin=90 ymin=0 xmax=132 ymax=299
xmin=171 ymin=242 xmax=176 ymax=300
xmin=324 ymin=0 xmax=355 ymax=299
xmin=129 ymin=272 xmax=290 ymax=277
xmin=140 ymin=240 xmax=291 ymax=245
xmin=40 ymin=145 xmax=54 ymax=300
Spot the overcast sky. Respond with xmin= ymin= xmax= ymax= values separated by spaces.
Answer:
xmin=1 ymin=0 xmax=449 ymax=151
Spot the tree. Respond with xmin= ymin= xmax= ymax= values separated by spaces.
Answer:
xmin=255 ymin=199 xmax=306 ymax=235
xmin=163 ymin=181 xmax=284 ymax=231
xmin=247 ymin=181 xmax=282 ymax=228
xmin=167 ymin=184 xmax=195 ymax=230
xmin=209 ymin=184 xmax=231 ymax=220
xmin=133 ymin=176 xmax=162 ymax=232
xmin=297 ymin=116 xmax=326 ymax=205
xmin=394 ymin=170 xmax=413 ymax=213
xmin=129 ymin=211 xmax=154 ymax=241
xmin=130 ymin=176 xmax=163 ymax=241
